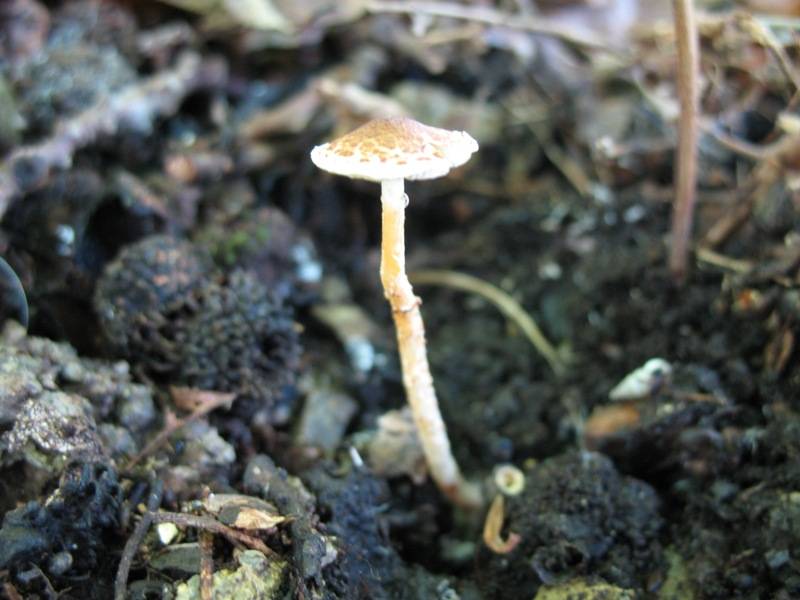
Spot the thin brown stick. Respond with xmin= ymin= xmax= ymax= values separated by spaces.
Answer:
xmin=364 ymin=0 xmax=618 ymax=52
xmin=115 ymin=512 xmax=155 ymax=600
xmin=701 ymin=195 xmax=755 ymax=249
xmin=199 ymin=530 xmax=214 ymax=600
xmin=2 ymin=583 xmax=23 ymax=600
xmin=125 ymin=388 xmax=234 ymax=470
xmin=150 ymin=511 xmax=276 ymax=558
xmin=26 ymin=566 xmax=57 ymax=597
xmin=695 ymin=247 xmax=753 ymax=273
xmin=700 ymin=121 xmax=773 ymax=161
xmin=668 ymin=0 xmax=701 ymax=284
xmin=740 ymin=14 xmax=800 ymax=94
xmin=114 ymin=481 xmax=163 ymax=600
xmin=136 ymin=22 xmax=196 ymax=59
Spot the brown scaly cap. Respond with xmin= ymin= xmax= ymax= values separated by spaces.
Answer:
xmin=310 ymin=117 xmax=478 ymax=182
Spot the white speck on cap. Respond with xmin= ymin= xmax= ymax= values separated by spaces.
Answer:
xmin=310 ymin=117 xmax=478 ymax=182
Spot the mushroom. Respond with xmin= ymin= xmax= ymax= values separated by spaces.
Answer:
xmin=311 ymin=117 xmax=483 ymax=508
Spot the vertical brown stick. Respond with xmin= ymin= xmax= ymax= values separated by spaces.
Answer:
xmin=669 ymin=0 xmax=701 ymax=284
xmin=199 ymin=530 xmax=214 ymax=600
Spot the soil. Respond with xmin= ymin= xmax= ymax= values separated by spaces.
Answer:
xmin=1 ymin=1 xmax=800 ymax=599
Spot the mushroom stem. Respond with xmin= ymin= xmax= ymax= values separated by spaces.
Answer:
xmin=379 ymin=179 xmax=484 ymax=509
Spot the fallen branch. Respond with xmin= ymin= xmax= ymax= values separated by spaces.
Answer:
xmin=0 ymin=51 xmax=226 ymax=220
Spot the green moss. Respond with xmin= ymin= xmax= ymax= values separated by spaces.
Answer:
xmin=205 ymin=224 xmax=271 ymax=268
xmin=175 ymin=550 xmax=286 ymax=600
xmin=534 ymin=579 xmax=637 ymax=600
xmin=657 ymin=548 xmax=697 ymax=600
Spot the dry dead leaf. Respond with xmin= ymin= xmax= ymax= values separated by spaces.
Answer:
xmin=202 ymin=493 xmax=286 ymax=531
xmin=222 ymin=0 xmax=291 ymax=31
xmin=170 ymin=387 xmax=236 ymax=412
xmin=157 ymin=0 xmax=292 ymax=32
xmin=584 ymin=403 xmax=641 ymax=449
xmin=158 ymin=0 xmax=366 ymax=42
xmin=366 ymin=408 xmax=428 ymax=484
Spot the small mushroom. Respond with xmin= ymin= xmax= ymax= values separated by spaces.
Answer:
xmin=311 ymin=117 xmax=482 ymax=508
xmin=493 ymin=464 xmax=525 ymax=497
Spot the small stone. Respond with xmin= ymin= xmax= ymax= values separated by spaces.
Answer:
xmin=115 ymin=384 xmax=156 ymax=432
xmin=365 ymin=408 xmax=427 ymax=484
xmin=179 ymin=420 xmax=236 ymax=468
xmin=766 ymin=549 xmax=790 ymax=571
xmin=98 ymin=423 xmax=137 ymax=459
xmin=157 ymin=522 xmax=180 ymax=546
xmin=0 ymin=364 xmax=43 ymax=426
xmin=59 ymin=362 xmax=85 ymax=383
xmin=150 ymin=543 xmax=201 ymax=575
xmin=295 ymin=383 xmax=357 ymax=451
xmin=3 ymin=391 xmax=103 ymax=463
xmin=47 ymin=551 xmax=73 ymax=576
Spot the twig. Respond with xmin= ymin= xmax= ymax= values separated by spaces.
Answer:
xmin=115 ymin=494 xmax=277 ymax=600
xmin=505 ymin=99 xmax=593 ymax=197
xmin=702 ymin=116 xmax=800 ymax=167
xmin=740 ymin=14 xmax=800 ymax=94
xmin=753 ymin=15 xmax=800 ymax=30
xmin=149 ymin=511 xmax=276 ymax=558
xmin=700 ymin=121 xmax=773 ymax=161
xmin=137 ymin=22 xmax=196 ymax=59
xmin=115 ymin=171 xmax=171 ymax=220
xmin=700 ymin=131 xmax=794 ymax=248
xmin=199 ymin=530 xmax=214 ymax=600
xmin=701 ymin=194 xmax=756 ymax=249
xmin=364 ymin=1 xmax=618 ymax=52
xmin=668 ymin=0 xmax=701 ymax=284
xmin=2 ymin=583 xmax=23 ymax=600
xmin=0 ymin=52 xmax=226 ymax=220
xmin=114 ymin=480 xmax=163 ymax=600
xmin=410 ymin=269 xmax=566 ymax=376
xmin=27 ymin=565 xmax=57 ymax=598
xmin=125 ymin=388 xmax=235 ymax=470
xmin=695 ymin=247 xmax=752 ymax=273
xmin=115 ymin=512 xmax=155 ymax=600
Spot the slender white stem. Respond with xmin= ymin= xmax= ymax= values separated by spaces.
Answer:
xmin=379 ymin=178 xmax=483 ymax=509
xmin=382 ymin=178 xmax=405 ymax=205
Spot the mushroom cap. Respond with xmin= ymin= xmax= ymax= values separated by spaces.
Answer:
xmin=310 ymin=117 xmax=478 ymax=182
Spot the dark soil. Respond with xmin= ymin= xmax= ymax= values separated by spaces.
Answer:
xmin=1 ymin=1 xmax=799 ymax=599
